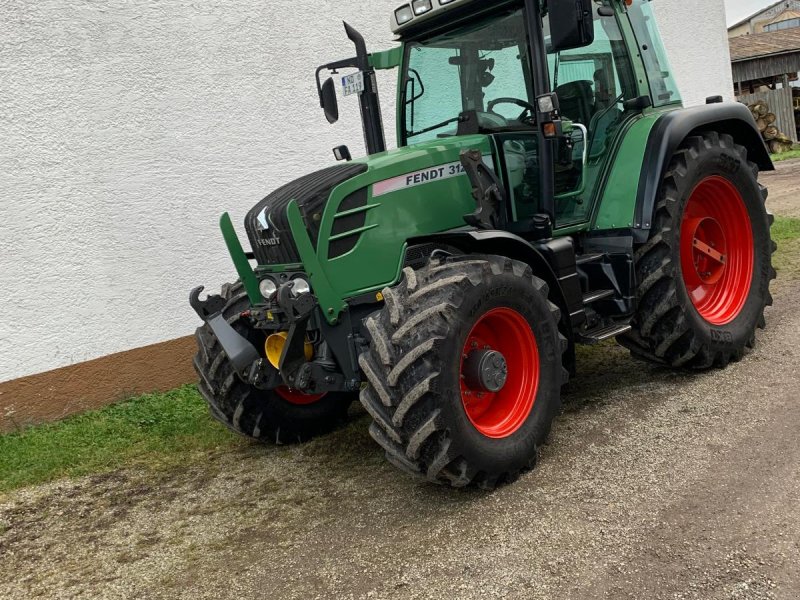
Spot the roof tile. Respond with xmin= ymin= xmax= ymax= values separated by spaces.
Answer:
xmin=729 ymin=27 xmax=800 ymax=61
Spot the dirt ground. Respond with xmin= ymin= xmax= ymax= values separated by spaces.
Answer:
xmin=1 ymin=161 xmax=798 ymax=600
xmin=762 ymin=159 xmax=800 ymax=218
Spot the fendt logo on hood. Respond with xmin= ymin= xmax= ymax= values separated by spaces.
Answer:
xmin=371 ymin=154 xmax=494 ymax=198
xmin=255 ymin=207 xmax=281 ymax=246
xmin=256 ymin=207 xmax=270 ymax=232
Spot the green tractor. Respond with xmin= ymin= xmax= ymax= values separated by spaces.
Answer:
xmin=191 ymin=0 xmax=776 ymax=488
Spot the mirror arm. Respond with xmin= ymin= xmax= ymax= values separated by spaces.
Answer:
xmin=315 ymin=23 xmax=386 ymax=155
xmin=315 ymin=58 xmax=359 ymax=106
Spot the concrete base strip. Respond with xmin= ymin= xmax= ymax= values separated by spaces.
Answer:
xmin=0 ymin=337 xmax=197 ymax=432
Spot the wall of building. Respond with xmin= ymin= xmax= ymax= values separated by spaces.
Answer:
xmin=729 ymin=22 xmax=752 ymax=38
xmin=1 ymin=0 xmax=732 ymax=428
xmin=654 ymin=0 xmax=734 ymax=106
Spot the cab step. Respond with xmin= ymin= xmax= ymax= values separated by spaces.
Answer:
xmin=578 ymin=323 xmax=632 ymax=345
xmin=582 ymin=289 xmax=616 ymax=305
xmin=575 ymin=252 xmax=605 ymax=266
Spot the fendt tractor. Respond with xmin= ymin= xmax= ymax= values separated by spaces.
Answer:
xmin=191 ymin=0 xmax=776 ymax=489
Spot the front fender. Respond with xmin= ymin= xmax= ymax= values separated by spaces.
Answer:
xmin=410 ymin=230 xmax=585 ymax=330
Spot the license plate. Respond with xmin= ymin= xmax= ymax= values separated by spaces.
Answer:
xmin=342 ymin=72 xmax=365 ymax=97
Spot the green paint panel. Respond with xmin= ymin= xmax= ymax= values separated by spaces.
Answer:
xmin=280 ymin=136 xmax=492 ymax=319
xmin=219 ymin=212 xmax=262 ymax=304
xmin=285 ymin=201 xmax=348 ymax=323
xmin=591 ymin=113 xmax=662 ymax=231
xmin=370 ymin=46 xmax=403 ymax=70
xmin=323 ymin=136 xmax=491 ymax=298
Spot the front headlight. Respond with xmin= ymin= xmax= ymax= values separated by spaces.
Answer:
xmin=259 ymin=278 xmax=278 ymax=299
xmin=290 ymin=278 xmax=312 ymax=297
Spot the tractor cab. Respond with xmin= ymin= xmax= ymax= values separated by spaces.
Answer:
xmin=318 ymin=0 xmax=682 ymax=235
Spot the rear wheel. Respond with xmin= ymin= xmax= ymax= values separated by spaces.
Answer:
xmin=194 ymin=282 xmax=352 ymax=444
xmin=620 ymin=132 xmax=776 ymax=368
xmin=359 ymin=255 xmax=567 ymax=489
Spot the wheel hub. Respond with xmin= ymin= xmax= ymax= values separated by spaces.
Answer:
xmin=463 ymin=349 xmax=508 ymax=393
xmin=459 ymin=307 xmax=540 ymax=439
xmin=684 ymin=216 xmax=727 ymax=286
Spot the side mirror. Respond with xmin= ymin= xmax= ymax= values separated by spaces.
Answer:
xmin=321 ymin=77 xmax=339 ymax=124
xmin=549 ymin=0 xmax=595 ymax=52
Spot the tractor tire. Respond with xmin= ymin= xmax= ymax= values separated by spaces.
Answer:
xmin=359 ymin=255 xmax=567 ymax=489
xmin=620 ymin=131 xmax=776 ymax=368
xmin=193 ymin=281 xmax=352 ymax=444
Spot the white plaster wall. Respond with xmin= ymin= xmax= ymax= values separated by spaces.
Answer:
xmin=654 ymin=0 xmax=735 ymax=106
xmin=1 ymin=0 xmax=731 ymax=383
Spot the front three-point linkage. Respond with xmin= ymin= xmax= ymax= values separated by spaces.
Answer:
xmin=264 ymin=281 xmax=348 ymax=395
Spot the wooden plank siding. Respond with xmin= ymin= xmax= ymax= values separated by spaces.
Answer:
xmin=732 ymin=52 xmax=800 ymax=83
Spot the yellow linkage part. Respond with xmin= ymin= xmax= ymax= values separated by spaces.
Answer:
xmin=265 ymin=332 xmax=313 ymax=369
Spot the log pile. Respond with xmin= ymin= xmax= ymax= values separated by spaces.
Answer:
xmin=749 ymin=101 xmax=794 ymax=154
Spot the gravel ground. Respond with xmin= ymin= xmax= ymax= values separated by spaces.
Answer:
xmin=762 ymin=159 xmax=800 ymax=218
xmin=1 ymin=163 xmax=798 ymax=600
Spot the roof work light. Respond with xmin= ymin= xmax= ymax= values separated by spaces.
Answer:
xmin=392 ymin=0 xmax=477 ymax=33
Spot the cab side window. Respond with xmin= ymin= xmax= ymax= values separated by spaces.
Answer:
xmin=405 ymin=47 xmax=464 ymax=144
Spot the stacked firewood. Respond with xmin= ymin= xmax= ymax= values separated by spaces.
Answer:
xmin=749 ymin=101 xmax=793 ymax=154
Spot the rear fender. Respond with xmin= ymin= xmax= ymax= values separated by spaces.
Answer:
xmin=634 ymin=102 xmax=773 ymax=243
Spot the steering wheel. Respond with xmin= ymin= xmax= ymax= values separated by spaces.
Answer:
xmin=487 ymin=97 xmax=536 ymax=122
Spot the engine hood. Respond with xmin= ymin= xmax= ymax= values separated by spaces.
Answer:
xmin=248 ymin=134 xmax=496 ymax=321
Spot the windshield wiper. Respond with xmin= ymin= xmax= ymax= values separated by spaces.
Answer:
xmin=406 ymin=116 xmax=461 ymax=139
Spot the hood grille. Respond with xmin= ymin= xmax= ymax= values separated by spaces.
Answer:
xmin=245 ymin=163 xmax=367 ymax=265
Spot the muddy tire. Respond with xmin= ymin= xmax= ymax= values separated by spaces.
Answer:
xmin=620 ymin=131 xmax=776 ymax=368
xmin=359 ymin=255 xmax=567 ymax=489
xmin=193 ymin=282 xmax=352 ymax=444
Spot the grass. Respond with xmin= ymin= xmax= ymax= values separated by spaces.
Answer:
xmin=772 ymin=215 xmax=800 ymax=275
xmin=772 ymin=215 xmax=800 ymax=242
xmin=771 ymin=149 xmax=800 ymax=162
xmin=0 ymin=385 xmax=241 ymax=494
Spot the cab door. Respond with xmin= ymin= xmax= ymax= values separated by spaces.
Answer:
xmin=497 ymin=2 xmax=639 ymax=235
xmin=541 ymin=4 xmax=640 ymax=228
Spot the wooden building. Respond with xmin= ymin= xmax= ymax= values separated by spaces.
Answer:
xmin=730 ymin=28 xmax=800 ymax=143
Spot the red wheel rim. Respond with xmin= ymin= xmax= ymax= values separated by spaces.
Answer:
xmin=680 ymin=176 xmax=754 ymax=326
xmin=275 ymin=387 xmax=326 ymax=406
xmin=459 ymin=307 xmax=539 ymax=439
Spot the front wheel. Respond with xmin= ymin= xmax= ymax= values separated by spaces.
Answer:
xmin=620 ymin=131 xmax=776 ymax=368
xmin=359 ymin=255 xmax=567 ymax=489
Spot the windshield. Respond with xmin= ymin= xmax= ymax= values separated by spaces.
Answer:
xmin=401 ymin=9 xmax=534 ymax=145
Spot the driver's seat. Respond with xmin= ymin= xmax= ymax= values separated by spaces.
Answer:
xmin=555 ymin=81 xmax=594 ymax=126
